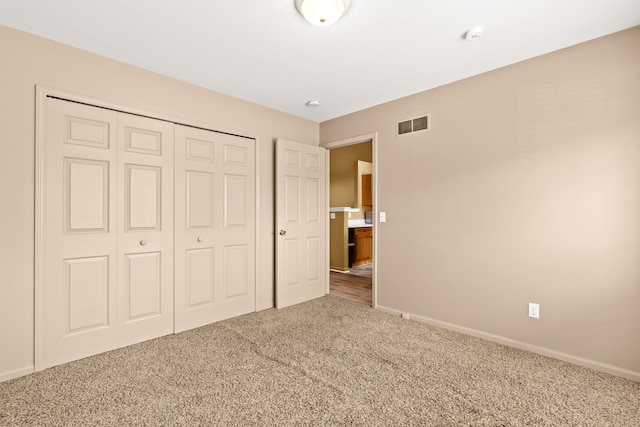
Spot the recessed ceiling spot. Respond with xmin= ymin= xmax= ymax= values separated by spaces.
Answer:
xmin=306 ymin=100 xmax=321 ymax=107
xmin=465 ymin=26 xmax=483 ymax=40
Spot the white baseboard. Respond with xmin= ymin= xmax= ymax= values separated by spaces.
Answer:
xmin=0 ymin=365 xmax=34 ymax=383
xmin=376 ymin=305 xmax=640 ymax=382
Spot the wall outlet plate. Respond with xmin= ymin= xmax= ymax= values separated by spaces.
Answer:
xmin=528 ymin=302 xmax=540 ymax=319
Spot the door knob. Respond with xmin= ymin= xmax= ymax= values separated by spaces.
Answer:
xmin=140 ymin=240 xmax=147 ymax=246
xmin=279 ymin=230 xmax=287 ymax=236
xmin=197 ymin=237 xmax=203 ymax=242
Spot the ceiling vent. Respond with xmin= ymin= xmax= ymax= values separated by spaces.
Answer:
xmin=397 ymin=114 xmax=430 ymax=136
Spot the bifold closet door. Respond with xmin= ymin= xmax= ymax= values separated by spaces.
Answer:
xmin=174 ymin=125 xmax=255 ymax=332
xmin=40 ymin=98 xmax=174 ymax=369
xmin=41 ymin=98 xmax=119 ymax=369
xmin=116 ymin=113 xmax=174 ymax=348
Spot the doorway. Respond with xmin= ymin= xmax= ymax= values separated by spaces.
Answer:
xmin=323 ymin=133 xmax=377 ymax=307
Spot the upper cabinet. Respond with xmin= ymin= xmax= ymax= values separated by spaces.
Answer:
xmin=355 ymin=160 xmax=373 ymax=211
xmin=362 ymin=174 xmax=372 ymax=206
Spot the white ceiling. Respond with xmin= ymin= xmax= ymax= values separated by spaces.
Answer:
xmin=1 ymin=0 xmax=639 ymax=122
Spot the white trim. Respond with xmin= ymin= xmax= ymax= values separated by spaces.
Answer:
xmin=321 ymin=132 xmax=376 ymax=150
xmin=325 ymin=149 xmax=331 ymax=296
xmin=254 ymin=137 xmax=263 ymax=311
xmin=377 ymin=305 xmax=640 ymax=382
xmin=0 ymin=365 xmax=34 ymax=383
xmin=321 ymin=132 xmax=378 ymax=309
xmin=34 ymin=86 xmax=47 ymax=371
xmin=34 ymin=85 xmax=261 ymax=370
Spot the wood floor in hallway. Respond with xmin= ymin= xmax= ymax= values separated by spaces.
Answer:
xmin=329 ymin=264 xmax=372 ymax=306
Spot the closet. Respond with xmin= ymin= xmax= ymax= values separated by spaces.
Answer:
xmin=38 ymin=96 xmax=255 ymax=370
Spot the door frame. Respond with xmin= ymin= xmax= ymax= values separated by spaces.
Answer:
xmin=321 ymin=132 xmax=378 ymax=309
xmin=34 ymin=85 xmax=261 ymax=370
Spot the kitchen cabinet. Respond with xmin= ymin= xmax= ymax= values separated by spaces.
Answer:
xmin=362 ymin=174 xmax=372 ymax=206
xmin=330 ymin=211 xmax=349 ymax=271
xmin=350 ymin=226 xmax=373 ymax=267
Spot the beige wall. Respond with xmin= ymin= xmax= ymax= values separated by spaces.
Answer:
xmin=329 ymin=141 xmax=372 ymax=218
xmin=0 ymin=25 xmax=318 ymax=380
xmin=321 ymin=27 xmax=640 ymax=378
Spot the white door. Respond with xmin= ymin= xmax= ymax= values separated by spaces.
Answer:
xmin=174 ymin=125 xmax=255 ymax=332
xmin=39 ymin=98 xmax=174 ymax=369
xmin=275 ymin=138 xmax=327 ymax=308
xmin=41 ymin=98 xmax=119 ymax=369
xmin=116 ymin=113 xmax=174 ymax=347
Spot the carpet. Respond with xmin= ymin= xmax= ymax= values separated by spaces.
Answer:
xmin=1 ymin=295 xmax=638 ymax=426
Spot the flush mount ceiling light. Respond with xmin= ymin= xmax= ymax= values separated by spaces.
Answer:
xmin=294 ymin=0 xmax=351 ymax=27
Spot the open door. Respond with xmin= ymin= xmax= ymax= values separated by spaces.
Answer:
xmin=275 ymin=138 xmax=327 ymax=309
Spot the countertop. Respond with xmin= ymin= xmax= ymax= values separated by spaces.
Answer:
xmin=348 ymin=220 xmax=373 ymax=229
xmin=330 ymin=207 xmax=360 ymax=213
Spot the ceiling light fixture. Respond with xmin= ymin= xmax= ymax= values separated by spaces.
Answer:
xmin=294 ymin=0 xmax=351 ymax=27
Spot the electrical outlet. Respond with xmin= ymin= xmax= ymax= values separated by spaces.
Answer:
xmin=401 ymin=313 xmax=410 ymax=320
xmin=528 ymin=302 xmax=540 ymax=319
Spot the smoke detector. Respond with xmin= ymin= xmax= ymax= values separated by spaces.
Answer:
xmin=306 ymin=100 xmax=321 ymax=107
xmin=465 ymin=26 xmax=483 ymax=40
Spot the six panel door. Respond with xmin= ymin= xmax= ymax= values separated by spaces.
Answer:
xmin=174 ymin=125 xmax=255 ymax=332
xmin=116 ymin=113 xmax=174 ymax=348
xmin=275 ymin=138 xmax=327 ymax=309
xmin=41 ymin=98 xmax=119 ymax=369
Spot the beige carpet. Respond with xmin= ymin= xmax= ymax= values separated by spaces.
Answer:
xmin=1 ymin=295 xmax=638 ymax=426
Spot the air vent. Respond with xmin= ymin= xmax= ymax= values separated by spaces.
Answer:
xmin=397 ymin=114 xmax=430 ymax=136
